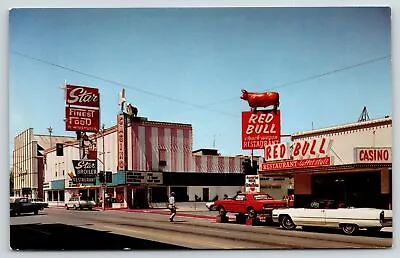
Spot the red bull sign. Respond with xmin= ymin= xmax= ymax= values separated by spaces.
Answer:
xmin=261 ymin=157 xmax=332 ymax=171
xmin=242 ymin=110 xmax=281 ymax=150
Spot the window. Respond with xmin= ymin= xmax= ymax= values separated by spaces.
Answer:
xmin=59 ymin=191 xmax=64 ymax=202
xmin=48 ymin=191 xmax=52 ymax=201
xmin=52 ymin=191 xmax=58 ymax=201
xmin=235 ymin=195 xmax=246 ymax=201
xmin=253 ymin=194 xmax=273 ymax=200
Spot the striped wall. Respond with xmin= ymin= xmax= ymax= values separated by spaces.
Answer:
xmin=126 ymin=122 xmax=243 ymax=173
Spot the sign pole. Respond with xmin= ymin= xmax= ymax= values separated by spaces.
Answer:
xmin=102 ymin=124 xmax=106 ymax=211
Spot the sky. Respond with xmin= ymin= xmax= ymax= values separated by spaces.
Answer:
xmin=8 ymin=7 xmax=392 ymax=161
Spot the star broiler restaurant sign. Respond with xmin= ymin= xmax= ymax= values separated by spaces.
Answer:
xmin=72 ymin=160 xmax=97 ymax=183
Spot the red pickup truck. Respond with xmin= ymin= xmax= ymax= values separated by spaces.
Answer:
xmin=214 ymin=192 xmax=292 ymax=220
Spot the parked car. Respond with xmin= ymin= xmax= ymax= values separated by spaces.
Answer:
xmin=10 ymin=197 xmax=42 ymax=216
xmin=272 ymin=200 xmax=393 ymax=235
xmin=65 ymin=196 xmax=96 ymax=210
xmin=30 ymin=198 xmax=49 ymax=210
xmin=214 ymin=192 xmax=291 ymax=220
xmin=205 ymin=201 xmax=217 ymax=211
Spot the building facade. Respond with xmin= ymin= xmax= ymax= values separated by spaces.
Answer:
xmin=43 ymin=116 xmax=246 ymax=208
xmin=12 ymin=128 xmax=74 ymax=199
xmin=260 ymin=117 xmax=392 ymax=209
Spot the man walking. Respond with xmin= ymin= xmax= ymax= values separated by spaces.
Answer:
xmin=168 ymin=192 xmax=176 ymax=222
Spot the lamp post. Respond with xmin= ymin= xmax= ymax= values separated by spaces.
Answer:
xmin=47 ymin=127 xmax=53 ymax=148
xmin=101 ymin=124 xmax=106 ymax=211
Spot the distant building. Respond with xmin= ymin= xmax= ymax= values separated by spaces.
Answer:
xmin=12 ymin=128 xmax=74 ymax=199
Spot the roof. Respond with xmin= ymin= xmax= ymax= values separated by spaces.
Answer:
xmin=292 ymin=117 xmax=391 ymax=139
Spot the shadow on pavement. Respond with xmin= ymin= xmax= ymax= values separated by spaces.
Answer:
xmin=299 ymin=226 xmax=393 ymax=238
xmin=10 ymin=223 xmax=189 ymax=250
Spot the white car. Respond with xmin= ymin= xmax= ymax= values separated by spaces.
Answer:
xmin=205 ymin=201 xmax=216 ymax=211
xmin=272 ymin=203 xmax=392 ymax=235
xmin=65 ymin=196 xmax=96 ymax=210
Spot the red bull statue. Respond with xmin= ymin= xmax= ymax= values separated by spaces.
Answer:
xmin=240 ymin=89 xmax=279 ymax=113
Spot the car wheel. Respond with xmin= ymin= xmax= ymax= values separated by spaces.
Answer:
xmin=73 ymin=205 xmax=77 ymax=210
xmin=66 ymin=205 xmax=69 ymax=210
xmin=341 ymin=224 xmax=358 ymax=235
xmin=247 ymin=207 xmax=256 ymax=219
xmin=218 ymin=206 xmax=227 ymax=217
xmin=34 ymin=210 xmax=39 ymax=215
xmin=80 ymin=206 xmax=84 ymax=210
xmin=88 ymin=207 xmax=92 ymax=210
xmin=280 ymin=215 xmax=296 ymax=230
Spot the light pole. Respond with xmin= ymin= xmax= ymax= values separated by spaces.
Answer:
xmin=47 ymin=127 xmax=53 ymax=148
xmin=101 ymin=124 xmax=106 ymax=211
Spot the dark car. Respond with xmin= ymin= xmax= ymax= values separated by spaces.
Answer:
xmin=10 ymin=197 xmax=42 ymax=216
xmin=30 ymin=198 xmax=49 ymax=209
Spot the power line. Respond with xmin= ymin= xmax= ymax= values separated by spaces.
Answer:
xmin=189 ymin=55 xmax=391 ymax=108
xmin=10 ymin=50 xmax=237 ymax=118
xmin=268 ymin=55 xmax=390 ymax=91
xmin=11 ymin=50 xmax=389 ymax=118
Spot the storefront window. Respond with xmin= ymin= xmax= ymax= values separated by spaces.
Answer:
xmin=59 ymin=190 xmax=64 ymax=202
xmin=48 ymin=191 xmax=52 ymax=201
xmin=52 ymin=191 xmax=58 ymax=202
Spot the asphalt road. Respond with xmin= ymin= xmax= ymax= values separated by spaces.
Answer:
xmin=10 ymin=208 xmax=393 ymax=250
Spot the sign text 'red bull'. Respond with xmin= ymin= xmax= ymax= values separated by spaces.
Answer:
xmin=242 ymin=110 xmax=281 ymax=150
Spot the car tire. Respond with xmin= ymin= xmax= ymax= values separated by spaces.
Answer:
xmin=341 ymin=224 xmax=358 ymax=235
xmin=218 ymin=206 xmax=227 ymax=217
xmin=73 ymin=205 xmax=77 ymax=210
xmin=88 ymin=207 xmax=92 ymax=210
xmin=280 ymin=215 xmax=296 ymax=230
xmin=66 ymin=205 xmax=69 ymax=210
xmin=247 ymin=207 xmax=256 ymax=219
xmin=34 ymin=210 xmax=39 ymax=215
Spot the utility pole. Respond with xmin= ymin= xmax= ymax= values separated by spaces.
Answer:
xmin=102 ymin=124 xmax=106 ymax=211
xmin=47 ymin=127 xmax=53 ymax=148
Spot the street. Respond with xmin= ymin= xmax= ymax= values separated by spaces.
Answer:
xmin=10 ymin=208 xmax=392 ymax=250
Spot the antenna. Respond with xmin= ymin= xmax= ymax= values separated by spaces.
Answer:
xmin=358 ymin=106 xmax=370 ymax=122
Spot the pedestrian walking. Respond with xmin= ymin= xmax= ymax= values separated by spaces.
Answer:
xmin=168 ymin=192 xmax=176 ymax=222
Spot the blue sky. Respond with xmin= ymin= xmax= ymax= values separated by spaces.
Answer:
xmin=9 ymin=7 xmax=392 ymax=160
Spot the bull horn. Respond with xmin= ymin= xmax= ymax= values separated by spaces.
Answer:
xmin=241 ymin=89 xmax=247 ymax=93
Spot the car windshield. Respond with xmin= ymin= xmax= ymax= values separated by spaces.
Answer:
xmin=253 ymin=194 xmax=273 ymax=200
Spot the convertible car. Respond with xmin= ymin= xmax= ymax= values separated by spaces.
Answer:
xmin=272 ymin=200 xmax=392 ymax=235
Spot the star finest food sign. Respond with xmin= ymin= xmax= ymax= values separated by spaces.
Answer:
xmin=242 ymin=111 xmax=281 ymax=150
xmin=66 ymin=84 xmax=100 ymax=108
xmin=65 ymin=107 xmax=99 ymax=132
xmin=65 ymin=84 xmax=100 ymax=132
